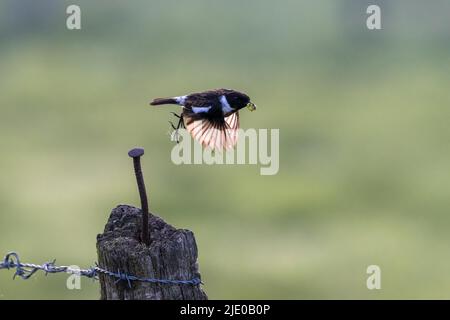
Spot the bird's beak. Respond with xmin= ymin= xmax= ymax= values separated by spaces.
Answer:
xmin=246 ymin=102 xmax=257 ymax=112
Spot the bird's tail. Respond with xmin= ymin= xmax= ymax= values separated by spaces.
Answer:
xmin=150 ymin=97 xmax=178 ymax=106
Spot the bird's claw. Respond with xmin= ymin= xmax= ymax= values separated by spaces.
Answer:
xmin=169 ymin=113 xmax=184 ymax=144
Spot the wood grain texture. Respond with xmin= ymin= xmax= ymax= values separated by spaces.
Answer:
xmin=97 ymin=205 xmax=207 ymax=300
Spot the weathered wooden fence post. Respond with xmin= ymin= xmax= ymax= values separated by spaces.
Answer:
xmin=96 ymin=148 xmax=207 ymax=300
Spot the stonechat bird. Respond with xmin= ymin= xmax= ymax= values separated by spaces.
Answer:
xmin=150 ymin=88 xmax=256 ymax=150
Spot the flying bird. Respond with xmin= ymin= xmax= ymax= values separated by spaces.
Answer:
xmin=150 ymin=88 xmax=256 ymax=150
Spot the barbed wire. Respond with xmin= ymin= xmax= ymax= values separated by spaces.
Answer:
xmin=0 ymin=251 xmax=201 ymax=287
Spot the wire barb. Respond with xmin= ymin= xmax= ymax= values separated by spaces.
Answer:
xmin=0 ymin=251 xmax=201 ymax=286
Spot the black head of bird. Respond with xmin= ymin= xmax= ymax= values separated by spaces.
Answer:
xmin=150 ymin=88 xmax=256 ymax=150
xmin=220 ymin=89 xmax=256 ymax=113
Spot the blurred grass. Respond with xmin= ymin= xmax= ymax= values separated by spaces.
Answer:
xmin=1 ymin=0 xmax=450 ymax=299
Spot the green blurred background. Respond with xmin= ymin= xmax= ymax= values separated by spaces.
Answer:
xmin=1 ymin=0 xmax=450 ymax=299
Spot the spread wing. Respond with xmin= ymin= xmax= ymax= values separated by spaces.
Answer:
xmin=183 ymin=111 xmax=240 ymax=151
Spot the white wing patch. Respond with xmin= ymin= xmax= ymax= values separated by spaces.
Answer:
xmin=191 ymin=106 xmax=212 ymax=114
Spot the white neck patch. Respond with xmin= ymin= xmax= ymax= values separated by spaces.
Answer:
xmin=219 ymin=95 xmax=233 ymax=114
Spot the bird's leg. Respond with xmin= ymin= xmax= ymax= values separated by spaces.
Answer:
xmin=170 ymin=112 xmax=184 ymax=143
xmin=171 ymin=112 xmax=181 ymax=119
xmin=169 ymin=121 xmax=177 ymax=130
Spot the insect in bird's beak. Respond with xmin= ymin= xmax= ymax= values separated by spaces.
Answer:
xmin=246 ymin=102 xmax=257 ymax=112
